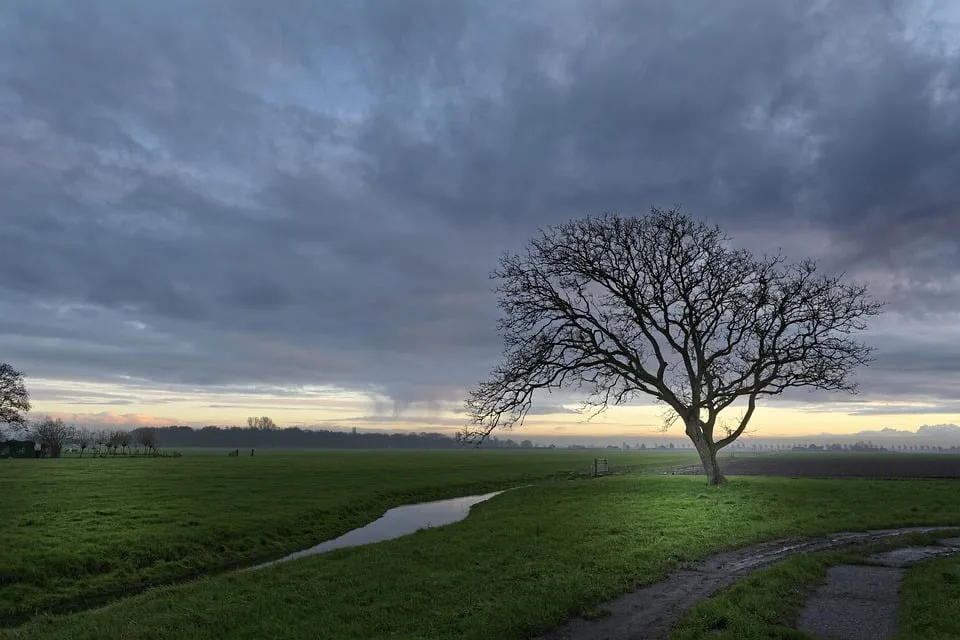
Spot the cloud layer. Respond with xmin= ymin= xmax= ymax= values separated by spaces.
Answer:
xmin=1 ymin=1 xmax=959 ymax=420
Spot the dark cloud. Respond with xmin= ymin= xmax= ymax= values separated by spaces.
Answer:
xmin=1 ymin=1 xmax=959 ymax=415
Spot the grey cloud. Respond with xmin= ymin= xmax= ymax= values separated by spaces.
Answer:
xmin=847 ymin=405 xmax=960 ymax=416
xmin=1 ymin=1 xmax=959 ymax=415
xmin=523 ymin=405 xmax=583 ymax=416
xmin=332 ymin=416 xmax=467 ymax=428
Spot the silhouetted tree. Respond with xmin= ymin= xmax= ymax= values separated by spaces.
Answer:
xmin=0 ymin=362 xmax=31 ymax=433
xmin=75 ymin=428 xmax=92 ymax=458
xmin=136 ymin=428 xmax=158 ymax=454
xmin=117 ymin=430 xmax=132 ymax=454
xmin=465 ymin=209 xmax=882 ymax=484
xmin=106 ymin=430 xmax=133 ymax=454
xmin=31 ymin=417 xmax=75 ymax=458
xmin=247 ymin=416 xmax=277 ymax=431
xmin=93 ymin=429 xmax=108 ymax=456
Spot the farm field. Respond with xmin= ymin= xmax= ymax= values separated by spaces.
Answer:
xmin=692 ymin=452 xmax=960 ymax=478
xmin=0 ymin=448 xmax=694 ymax=623
xmin=4 ymin=451 xmax=960 ymax=639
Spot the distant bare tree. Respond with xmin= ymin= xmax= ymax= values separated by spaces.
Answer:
xmin=247 ymin=416 xmax=277 ymax=431
xmin=31 ymin=417 xmax=75 ymax=458
xmin=0 ymin=362 xmax=31 ymax=433
xmin=137 ymin=428 xmax=158 ymax=455
xmin=107 ymin=430 xmax=123 ymax=454
xmin=117 ymin=430 xmax=132 ymax=455
xmin=93 ymin=429 xmax=107 ymax=456
xmin=466 ymin=209 xmax=882 ymax=484
xmin=101 ymin=430 xmax=114 ymax=455
xmin=75 ymin=428 xmax=92 ymax=458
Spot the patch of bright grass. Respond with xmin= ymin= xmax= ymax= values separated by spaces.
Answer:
xmin=895 ymin=553 xmax=960 ymax=640
xmin=5 ymin=475 xmax=960 ymax=639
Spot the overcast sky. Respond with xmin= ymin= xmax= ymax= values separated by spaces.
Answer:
xmin=1 ymin=1 xmax=959 ymax=438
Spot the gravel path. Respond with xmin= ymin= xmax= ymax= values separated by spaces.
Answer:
xmin=797 ymin=565 xmax=904 ymax=639
xmin=797 ymin=537 xmax=960 ymax=640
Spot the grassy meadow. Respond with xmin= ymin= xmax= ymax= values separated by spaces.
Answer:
xmin=0 ymin=448 xmax=693 ymax=623
xmin=3 ymin=449 xmax=960 ymax=639
xmin=897 ymin=552 xmax=960 ymax=639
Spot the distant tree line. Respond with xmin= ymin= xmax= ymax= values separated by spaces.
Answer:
xmin=1 ymin=417 xmax=163 ymax=458
xmin=740 ymin=441 xmax=960 ymax=453
xmin=151 ymin=423 xmax=482 ymax=449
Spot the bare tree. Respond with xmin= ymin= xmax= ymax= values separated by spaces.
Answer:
xmin=31 ymin=417 xmax=76 ymax=458
xmin=0 ymin=362 xmax=31 ymax=433
xmin=116 ymin=430 xmax=132 ymax=455
xmin=75 ymin=428 xmax=92 ymax=458
xmin=101 ymin=430 xmax=114 ymax=455
xmin=93 ymin=429 xmax=107 ymax=456
xmin=466 ymin=209 xmax=882 ymax=484
xmin=137 ymin=428 xmax=158 ymax=455
xmin=246 ymin=416 xmax=277 ymax=431
xmin=107 ymin=430 xmax=123 ymax=454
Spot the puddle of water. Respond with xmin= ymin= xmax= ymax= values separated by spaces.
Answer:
xmin=871 ymin=545 xmax=960 ymax=567
xmin=250 ymin=490 xmax=505 ymax=570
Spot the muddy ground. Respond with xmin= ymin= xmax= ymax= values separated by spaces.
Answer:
xmin=534 ymin=526 xmax=960 ymax=640
xmin=671 ymin=453 xmax=960 ymax=478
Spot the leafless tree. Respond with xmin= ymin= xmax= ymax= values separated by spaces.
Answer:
xmin=0 ymin=362 xmax=31 ymax=433
xmin=93 ymin=429 xmax=107 ymax=456
xmin=465 ymin=209 xmax=882 ymax=484
xmin=137 ymin=428 xmax=158 ymax=455
xmin=75 ymin=428 xmax=92 ymax=458
xmin=106 ymin=430 xmax=125 ymax=454
xmin=247 ymin=416 xmax=277 ymax=431
xmin=117 ymin=430 xmax=133 ymax=455
xmin=31 ymin=417 xmax=76 ymax=458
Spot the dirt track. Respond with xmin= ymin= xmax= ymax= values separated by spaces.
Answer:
xmin=533 ymin=526 xmax=960 ymax=640
xmin=671 ymin=454 xmax=960 ymax=478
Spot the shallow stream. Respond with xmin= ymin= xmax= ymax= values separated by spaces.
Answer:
xmin=250 ymin=490 xmax=505 ymax=569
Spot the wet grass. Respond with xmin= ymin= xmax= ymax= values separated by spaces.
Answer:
xmin=669 ymin=531 xmax=960 ymax=640
xmin=5 ymin=473 xmax=960 ymax=639
xmin=0 ymin=449 xmax=692 ymax=624
xmin=897 ymin=553 xmax=960 ymax=639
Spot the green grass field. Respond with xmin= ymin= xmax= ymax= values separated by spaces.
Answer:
xmin=0 ymin=449 xmax=693 ymax=623
xmin=897 ymin=553 xmax=960 ymax=639
xmin=3 ymin=450 xmax=960 ymax=639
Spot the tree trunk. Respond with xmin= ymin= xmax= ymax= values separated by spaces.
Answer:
xmin=686 ymin=419 xmax=726 ymax=486
xmin=695 ymin=443 xmax=726 ymax=485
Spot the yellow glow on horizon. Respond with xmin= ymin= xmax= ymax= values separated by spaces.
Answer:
xmin=24 ymin=377 xmax=959 ymax=437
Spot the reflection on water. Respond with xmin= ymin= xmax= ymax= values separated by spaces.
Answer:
xmin=250 ymin=490 xmax=505 ymax=570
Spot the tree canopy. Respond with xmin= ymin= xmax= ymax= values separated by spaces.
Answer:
xmin=31 ymin=416 xmax=75 ymax=458
xmin=466 ymin=209 xmax=882 ymax=484
xmin=0 ymin=362 xmax=31 ymax=432
xmin=247 ymin=416 xmax=278 ymax=431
